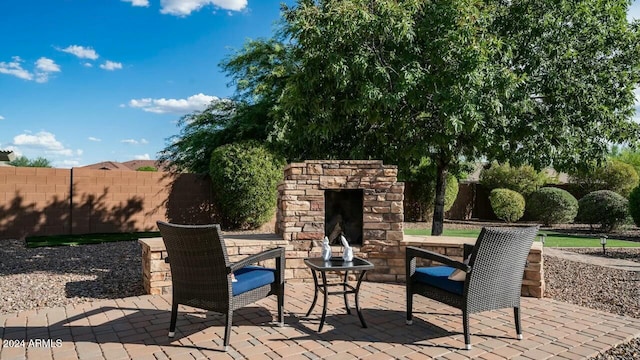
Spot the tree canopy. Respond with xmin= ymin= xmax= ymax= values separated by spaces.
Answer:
xmin=9 ymin=156 xmax=52 ymax=168
xmin=160 ymin=0 xmax=640 ymax=234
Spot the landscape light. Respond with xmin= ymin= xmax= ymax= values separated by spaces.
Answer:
xmin=600 ymin=235 xmax=607 ymax=255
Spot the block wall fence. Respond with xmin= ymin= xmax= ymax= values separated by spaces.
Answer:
xmin=0 ymin=167 xmax=217 ymax=240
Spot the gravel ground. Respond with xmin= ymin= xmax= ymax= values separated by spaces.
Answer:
xmin=0 ymin=239 xmax=143 ymax=314
xmin=1 ymin=234 xmax=639 ymax=358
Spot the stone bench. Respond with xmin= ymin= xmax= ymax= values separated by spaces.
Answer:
xmin=140 ymin=234 xmax=544 ymax=298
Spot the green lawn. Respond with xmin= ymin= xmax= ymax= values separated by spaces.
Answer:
xmin=404 ymin=228 xmax=640 ymax=248
xmin=25 ymin=231 xmax=161 ymax=248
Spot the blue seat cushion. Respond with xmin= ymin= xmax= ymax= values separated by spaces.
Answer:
xmin=414 ymin=266 xmax=464 ymax=295
xmin=232 ymin=266 xmax=276 ymax=295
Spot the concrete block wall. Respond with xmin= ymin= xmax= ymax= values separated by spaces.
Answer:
xmin=0 ymin=167 xmax=216 ymax=239
xmin=0 ymin=167 xmax=71 ymax=239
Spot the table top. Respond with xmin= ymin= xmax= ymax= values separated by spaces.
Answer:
xmin=304 ymin=257 xmax=374 ymax=271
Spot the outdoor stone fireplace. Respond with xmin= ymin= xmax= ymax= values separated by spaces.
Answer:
xmin=276 ymin=160 xmax=405 ymax=282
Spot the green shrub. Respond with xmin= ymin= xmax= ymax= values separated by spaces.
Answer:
xmin=629 ymin=186 xmax=640 ymax=227
xmin=489 ymin=188 xmax=525 ymax=223
xmin=569 ymin=160 xmax=639 ymax=198
xmin=527 ymin=187 xmax=578 ymax=226
xmin=480 ymin=162 xmax=556 ymax=197
xmin=576 ymin=190 xmax=629 ymax=232
xmin=209 ymin=141 xmax=285 ymax=229
xmin=403 ymin=157 xmax=460 ymax=221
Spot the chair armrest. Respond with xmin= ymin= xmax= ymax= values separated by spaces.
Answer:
xmin=406 ymin=246 xmax=470 ymax=273
xmin=229 ymin=247 xmax=285 ymax=272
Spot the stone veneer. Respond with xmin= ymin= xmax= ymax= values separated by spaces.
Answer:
xmin=276 ymin=160 xmax=405 ymax=282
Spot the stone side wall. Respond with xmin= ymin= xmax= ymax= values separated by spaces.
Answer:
xmin=140 ymin=235 xmax=544 ymax=298
xmin=276 ymin=160 xmax=405 ymax=282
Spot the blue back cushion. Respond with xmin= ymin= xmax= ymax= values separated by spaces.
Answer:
xmin=414 ymin=266 xmax=464 ymax=295
xmin=232 ymin=266 xmax=276 ymax=295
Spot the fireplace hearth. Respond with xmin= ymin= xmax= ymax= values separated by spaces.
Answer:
xmin=276 ymin=160 xmax=405 ymax=282
xmin=325 ymin=190 xmax=363 ymax=245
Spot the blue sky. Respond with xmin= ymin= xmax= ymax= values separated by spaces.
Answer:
xmin=0 ymin=0 xmax=639 ymax=168
xmin=0 ymin=0 xmax=293 ymax=168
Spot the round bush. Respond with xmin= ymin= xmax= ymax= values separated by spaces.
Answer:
xmin=489 ymin=188 xmax=525 ymax=223
xmin=209 ymin=141 xmax=285 ymax=229
xmin=629 ymin=186 xmax=640 ymax=227
xmin=576 ymin=190 xmax=629 ymax=232
xmin=527 ymin=187 xmax=578 ymax=226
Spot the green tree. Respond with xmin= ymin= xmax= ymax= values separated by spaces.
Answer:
xmin=569 ymin=160 xmax=640 ymax=198
xmin=610 ymin=147 xmax=640 ymax=178
xmin=278 ymin=0 xmax=639 ymax=234
xmin=136 ymin=166 xmax=157 ymax=172
xmin=280 ymin=0 xmax=525 ymax=235
xmin=490 ymin=0 xmax=640 ymax=171
xmin=160 ymin=0 xmax=640 ymax=236
xmin=9 ymin=156 xmax=52 ymax=168
xmin=479 ymin=162 xmax=556 ymax=197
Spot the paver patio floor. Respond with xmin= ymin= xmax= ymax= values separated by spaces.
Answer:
xmin=1 ymin=282 xmax=639 ymax=359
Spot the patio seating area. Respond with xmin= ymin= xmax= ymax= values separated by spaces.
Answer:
xmin=1 ymin=282 xmax=639 ymax=360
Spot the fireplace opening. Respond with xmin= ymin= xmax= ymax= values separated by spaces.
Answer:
xmin=324 ymin=190 xmax=363 ymax=245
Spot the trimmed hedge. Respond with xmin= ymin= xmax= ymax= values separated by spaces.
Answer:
xmin=527 ymin=187 xmax=578 ymax=226
xmin=209 ymin=141 xmax=285 ymax=229
xmin=576 ymin=190 xmax=629 ymax=232
xmin=489 ymin=188 xmax=525 ymax=223
xmin=629 ymin=186 xmax=640 ymax=227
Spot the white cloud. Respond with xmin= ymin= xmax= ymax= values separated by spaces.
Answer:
xmin=140 ymin=138 xmax=149 ymax=144
xmin=12 ymin=131 xmax=75 ymax=156
xmin=122 ymin=0 xmax=150 ymax=6
xmin=58 ymin=45 xmax=99 ymax=60
xmin=84 ymin=62 xmax=93 ymax=68
xmin=121 ymin=139 xmax=139 ymax=145
xmin=100 ymin=60 xmax=123 ymax=71
xmin=134 ymin=153 xmax=151 ymax=160
xmin=0 ymin=56 xmax=33 ymax=81
xmin=0 ymin=115 xmax=4 ymax=120
xmin=129 ymin=93 xmax=218 ymax=114
xmin=34 ymin=57 xmax=61 ymax=83
xmin=88 ymin=137 xmax=102 ymax=142
xmin=61 ymin=160 xmax=80 ymax=167
xmin=35 ymin=57 xmax=60 ymax=73
xmin=160 ymin=0 xmax=247 ymax=16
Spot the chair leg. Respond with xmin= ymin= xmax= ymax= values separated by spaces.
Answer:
xmin=514 ymin=307 xmax=523 ymax=340
xmin=168 ymin=302 xmax=178 ymax=338
xmin=277 ymin=288 xmax=285 ymax=327
xmin=223 ymin=309 xmax=233 ymax=351
xmin=406 ymin=292 xmax=413 ymax=325
xmin=463 ymin=311 xmax=471 ymax=350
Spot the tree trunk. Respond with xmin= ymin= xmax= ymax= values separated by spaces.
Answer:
xmin=431 ymin=162 xmax=448 ymax=236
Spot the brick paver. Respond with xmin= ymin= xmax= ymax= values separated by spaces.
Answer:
xmin=0 ymin=282 xmax=639 ymax=359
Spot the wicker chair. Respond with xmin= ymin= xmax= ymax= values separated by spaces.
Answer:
xmin=405 ymin=226 xmax=539 ymax=350
xmin=156 ymin=221 xmax=285 ymax=350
